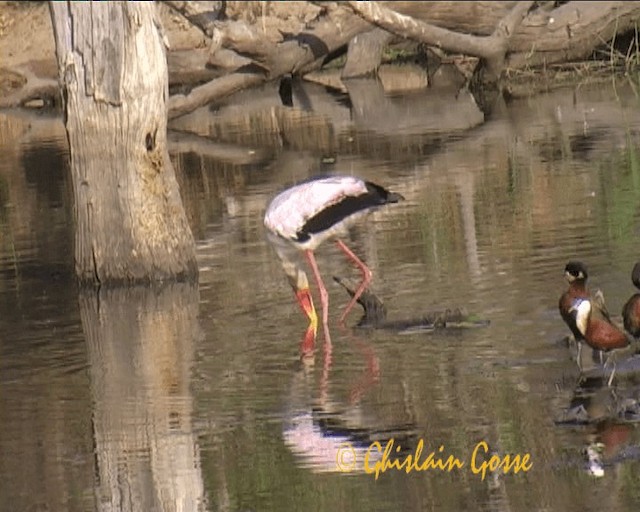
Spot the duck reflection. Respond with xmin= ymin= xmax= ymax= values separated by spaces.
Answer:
xmin=283 ymin=322 xmax=416 ymax=474
xmin=557 ymin=373 xmax=640 ymax=477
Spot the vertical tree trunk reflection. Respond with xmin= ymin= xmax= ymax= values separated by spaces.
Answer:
xmin=80 ymin=284 xmax=205 ymax=512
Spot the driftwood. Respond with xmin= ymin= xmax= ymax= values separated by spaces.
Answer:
xmin=166 ymin=1 xmax=640 ymax=118
xmin=163 ymin=1 xmax=225 ymax=37
xmin=3 ymin=2 xmax=640 ymax=116
xmin=334 ymin=277 xmax=490 ymax=331
xmin=168 ymin=4 xmax=370 ymax=119
xmin=167 ymin=130 xmax=272 ymax=165
xmin=508 ymin=2 xmax=640 ymax=69
xmin=346 ymin=1 xmax=534 ymax=83
xmin=380 ymin=2 xmax=523 ymax=35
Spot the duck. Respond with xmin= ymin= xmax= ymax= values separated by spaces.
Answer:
xmin=569 ymin=297 xmax=631 ymax=386
xmin=622 ymin=262 xmax=640 ymax=338
xmin=559 ymin=261 xmax=609 ymax=342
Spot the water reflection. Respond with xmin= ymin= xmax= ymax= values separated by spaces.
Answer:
xmin=81 ymin=284 xmax=206 ymax=511
xmin=3 ymin=78 xmax=640 ymax=510
xmin=284 ymin=324 xmax=402 ymax=474
xmin=557 ymin=372 xmax=640 ymax=479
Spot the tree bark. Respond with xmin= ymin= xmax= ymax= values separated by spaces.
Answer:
xmin=168 ymin=4 xmax=371 ymax=118
xmin=342 ymin=28 xmax=394 ymax=79
xmin=507 ymin=1 xmax=640 ymax=68
xmin=49 ymin=1 xmax=197 ymax=284
xmin=346 ymin=0 xmax=534 ymax=82
xmin=386 ymin=1 xmax=520 ymax=35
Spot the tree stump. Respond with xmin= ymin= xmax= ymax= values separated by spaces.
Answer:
xmin=50 ymin=2 xmax=197 ymax=284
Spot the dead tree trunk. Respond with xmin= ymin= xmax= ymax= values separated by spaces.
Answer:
xmin=49 ymin=2 xmax=197 ymax=284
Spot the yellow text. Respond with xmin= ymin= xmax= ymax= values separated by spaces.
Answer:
xmin=364 ymin=439 xmax=465 ymax=480
xmin=469 ymin=441 xmax=533 ymax=481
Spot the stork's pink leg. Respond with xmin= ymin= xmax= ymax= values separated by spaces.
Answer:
xmin=305 ymin=250 xmax=331 ymax=339
xmin=335 ymin=239 xmax=373 ymax=324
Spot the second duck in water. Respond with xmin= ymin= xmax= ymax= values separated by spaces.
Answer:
xmin=622 ymin=262 xmax=640 ymax=339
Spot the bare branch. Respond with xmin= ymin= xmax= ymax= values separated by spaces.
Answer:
xmin=346 ymin=1 xmax=496 ymax=58
xmin=163 ymin=1 xmax=224 ymax=37
xmin=493 ymin=1 xmax=535 ymax=40
xmin=345 ymin=1 xmax=533 ymax=61
xmin=214 ymin=19 xmax=279 ymax=65
xmin=167 ymin=5 xmax=371 ymax=118
xmin=168 ymin=72 xmax=265 ymax=119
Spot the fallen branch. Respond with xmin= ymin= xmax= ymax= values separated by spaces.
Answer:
xmin=168 ymin=5 xmax=371 ymax=118
xmin=345 ymin=0 xmax=534 ymax=80
xmin=334 ymin=276 xmax=490 ymax=331
xmin=508 ymin=1 xmax=640 ymax=69
xmin=167 ymin=130 xmax=272 ymax=165
xmin=168 ymin=72 xmax=265 ymax=119
xmin=163 ymin=1 xmax=225 ymax=37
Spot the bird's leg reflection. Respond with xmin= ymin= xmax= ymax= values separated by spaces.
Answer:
xmin=297 ymin=315 xmax=333 ymax=408
xmin=286 ymin=320 xmax=415 ymax=474
xmin=299 ymin=322 xmax=317 ymax=359
xmin=348 ymin=344 xmax=380 ymax=405
xmin=297 ymin=319 xmax=378 ymax=408
xmin=319 ymin=326 xmax=333 ymax=405
xmin=558 ymin=373 xmax=640 ymax=477
xmin=335 ymin=239 xmax=372 ymax=325
xmin=338 ymin=322 xmax=380 ymax=405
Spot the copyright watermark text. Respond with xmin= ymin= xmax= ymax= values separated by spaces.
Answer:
xmin=336 ymin=439 xmax=532 ymax=480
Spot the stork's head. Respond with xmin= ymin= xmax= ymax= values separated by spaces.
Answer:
xmin=281 ymin=258 xmax=318 ymax=330
xmin=266 ymin=232 xmax=318 ymax=329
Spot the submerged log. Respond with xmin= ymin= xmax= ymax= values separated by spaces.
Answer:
xmin=334 ymin=277 xmax=490 ymax=331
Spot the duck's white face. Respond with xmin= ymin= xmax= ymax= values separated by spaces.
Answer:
xmin=565 ymin=268 xmax=585 ymax=283
xmin=570 ymin=298 xmax=592 ymax=336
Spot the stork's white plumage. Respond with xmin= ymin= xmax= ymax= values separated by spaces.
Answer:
xmin=264 ymin=175 xmax=404 ymax=329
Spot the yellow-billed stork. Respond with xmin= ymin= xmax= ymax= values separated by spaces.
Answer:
xmin=264 ymin=175 xmax=404 ymax=328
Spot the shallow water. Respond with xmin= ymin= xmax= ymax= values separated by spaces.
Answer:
xmin=2 ymin=78 xmax=640 ymax=511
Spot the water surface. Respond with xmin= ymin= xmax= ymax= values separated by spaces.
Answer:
xmin=2 ymin=78 xmax=640 ymax=511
